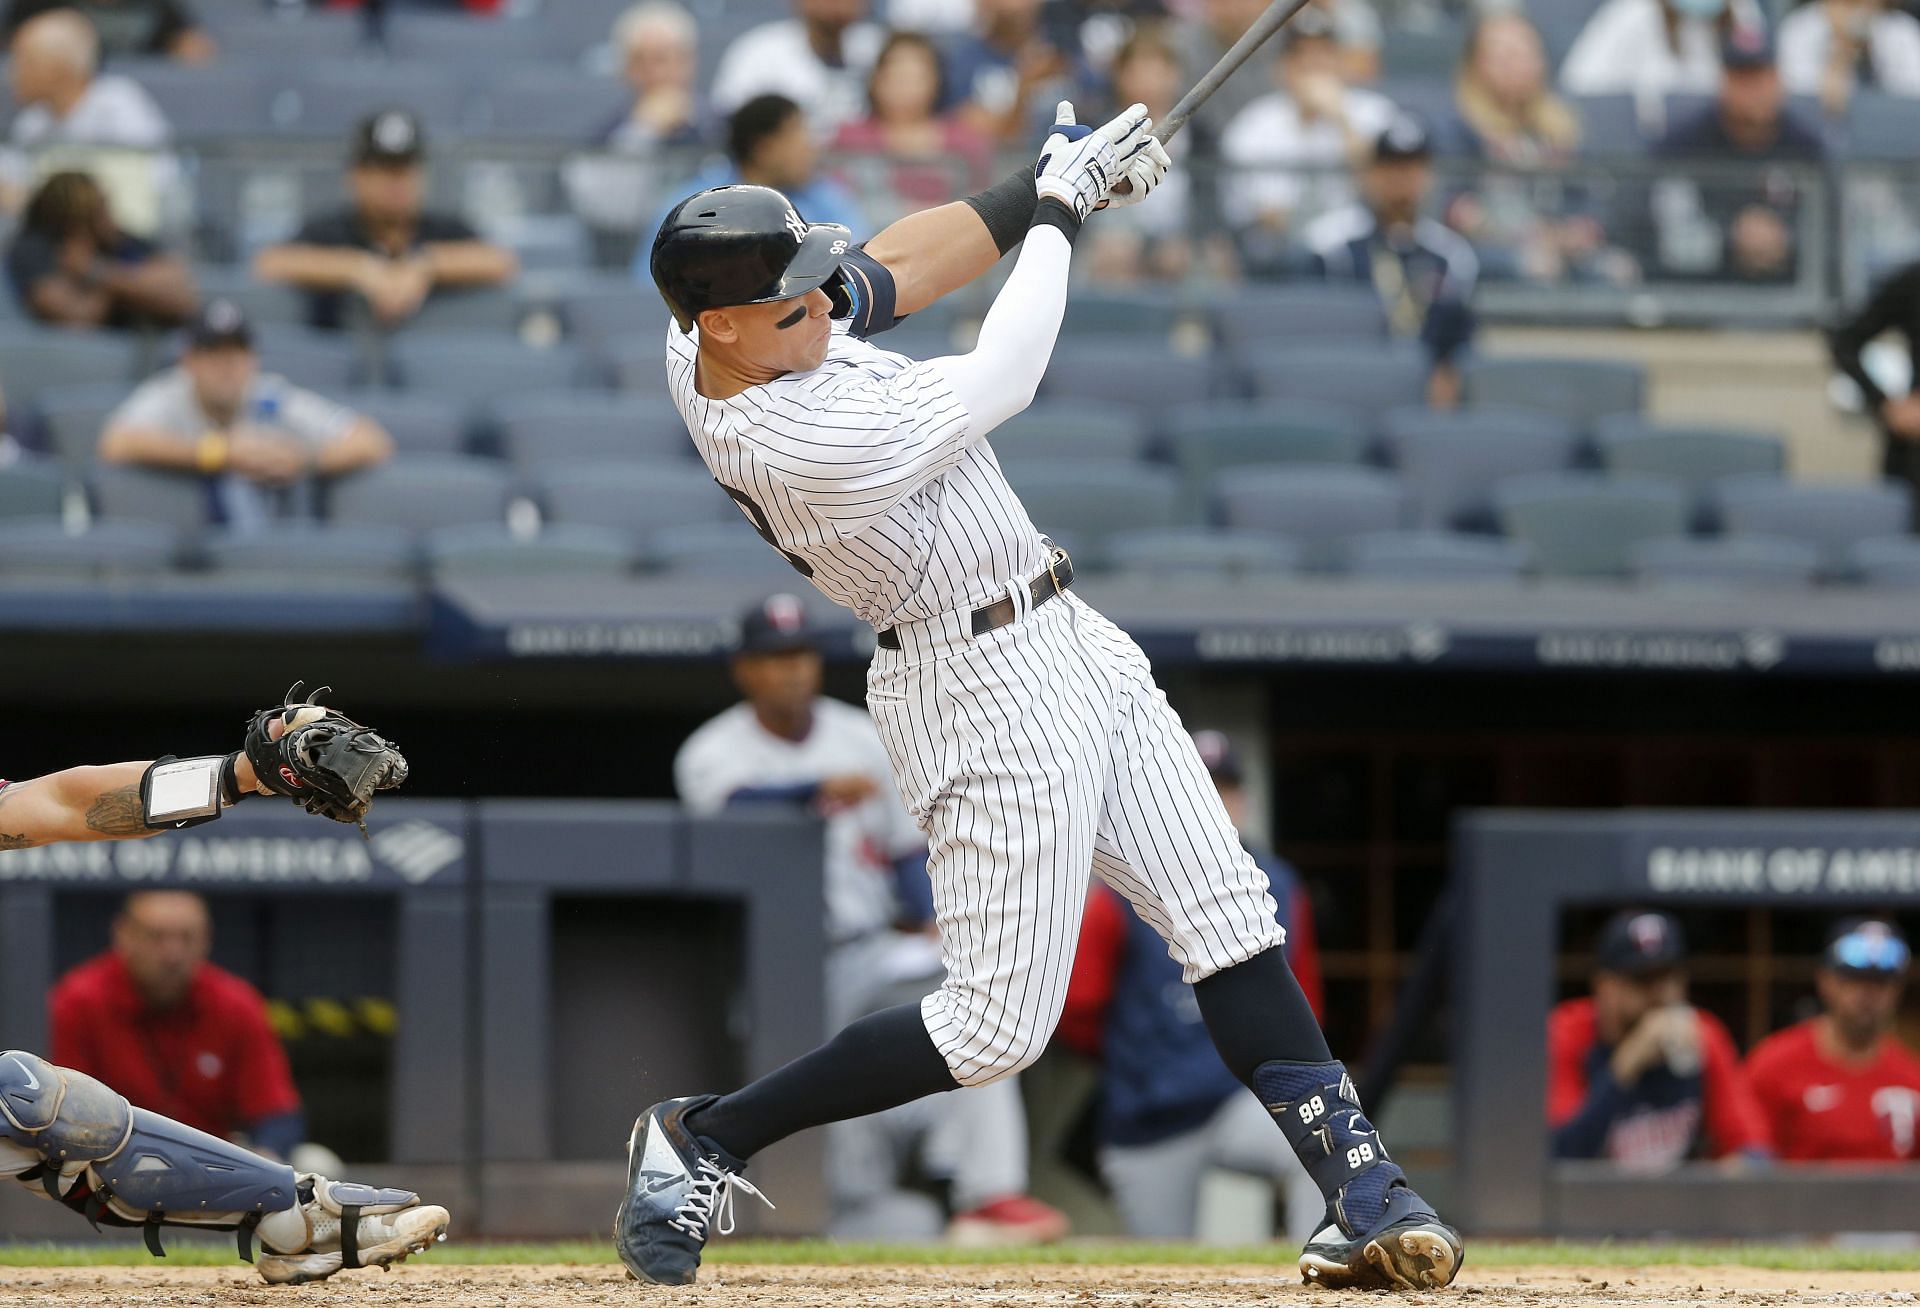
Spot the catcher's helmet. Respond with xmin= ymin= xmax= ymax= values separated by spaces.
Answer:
xmin=650 ymin=185 xmax=855 ymax=332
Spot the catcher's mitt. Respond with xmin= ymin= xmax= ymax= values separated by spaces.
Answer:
xmin=244 ymin=683 xmax=408 ymax=832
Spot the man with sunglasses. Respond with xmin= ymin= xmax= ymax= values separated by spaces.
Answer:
xmin=1747 ymin=919 xmax=1920 ymax=1161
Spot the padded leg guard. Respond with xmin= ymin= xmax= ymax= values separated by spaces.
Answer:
xmin=1252 ymin=1060 xmax=1404 ymax=1238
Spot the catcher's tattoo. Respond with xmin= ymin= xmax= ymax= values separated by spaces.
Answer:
xmin=0 ymin=834 xmax=33 ymax=850
xmin=0 ymin=781 xmax=38 ymax=849
xmin=84 ymin=783 xmax=147 ymax=837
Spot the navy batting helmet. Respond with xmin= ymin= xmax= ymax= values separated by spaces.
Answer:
xmin=650 ymin=185 xmax=855 ymax=332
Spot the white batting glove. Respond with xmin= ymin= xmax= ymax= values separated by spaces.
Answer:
xmin=1099 ymin=137 xmax=1173 ymax=210
xmin=1032 ymin=100 xmax=1154 ymax=222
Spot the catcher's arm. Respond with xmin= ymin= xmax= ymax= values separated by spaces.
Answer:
xmin=0 ymin=733 xmax=277 ymax=851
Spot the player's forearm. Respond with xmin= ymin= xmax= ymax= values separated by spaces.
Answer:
xmin=0 ymin=764 xmax=155 ymax=848
xmin=420 ymin=241 xmax=518 ymax=287
xmin=866 ymin=169 xmax=1038 ymax=317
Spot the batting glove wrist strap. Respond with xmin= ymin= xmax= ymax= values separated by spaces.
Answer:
xmin=1029 ymin=197 xmax=1082 ymax=243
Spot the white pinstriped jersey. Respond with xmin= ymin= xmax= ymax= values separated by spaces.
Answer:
xmin=665 ymin=320 xmax=1051 ymax=628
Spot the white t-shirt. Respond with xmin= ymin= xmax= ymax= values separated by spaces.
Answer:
xmin=1778 ymin=2 xmax=1920 ymax=97
xmin=1219 ymin=87 xmax=1398 ymax=230
xmin=1560 ymin=0 xmax=1768 ymax=108
xmin=8 ymin=74 xmax=171 ymax=149
xmin=709 ymin=19 xmax=885 ymax=138
xmin=675 ymin=696 xmax=924 ymax=942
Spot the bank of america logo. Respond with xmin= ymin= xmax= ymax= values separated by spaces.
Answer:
xmin=369 ymin=822 xmax=463 ymax=884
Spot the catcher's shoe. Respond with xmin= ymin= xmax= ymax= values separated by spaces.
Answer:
xmin=1298 ymin=1182 xmax=1463 ymax=1291
xmin=253 ymin=1174 xmax=450 ymax=1286
xmin=614 ymin=1095 xmax=773 ymax=1285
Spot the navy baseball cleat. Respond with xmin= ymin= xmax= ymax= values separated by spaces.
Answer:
xmin=613 ymin=1095 xmax=772 ymax=1285
xmin=1298 ymin=1182 xmax=1463 ymax=1290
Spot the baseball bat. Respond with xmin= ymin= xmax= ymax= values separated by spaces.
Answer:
xmin=1152 ymin=0 xmax=1320 ymax=145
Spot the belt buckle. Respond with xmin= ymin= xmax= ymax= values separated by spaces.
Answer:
xmin=1045 ymin=550 xmax=1067 ymax=596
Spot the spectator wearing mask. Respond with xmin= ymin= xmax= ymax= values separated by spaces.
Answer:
xmin=6 ymin=169 xmax=193 ymax=328
xmin=833 ymin=31 xmax=991 ymax=216
xmin=1548 ymin=909 xmax=1772 ymax=1169
xmin=1778 ymin=0 xmax=1920 ymax=116
xmin=1746 ymin=920 xmax=1920 ymax=1161
xmin=254 ymin=109 xmax=517 ymax=332
xmin=1220 ymin=11 xmax=1398 ymax=263
xmin=1307 ymin=117 xmax=1476 ymax=407
xmin=636 ymin=94 xmax=866 ymax=268
xmin=1653 ymin=27 xmax=1824 ymax=282
xmin=1059 ymin=729 xmax=1325 ymax=1242
xmin=3 ymin=0 xmax=214 ymax=61
xmin=49 ymin=891 xmax=307 ymax=1161
xmin=601 ymin=1 xmax=707 ymax=153
xmin=98 ymin=298 xmax=393 ymax=532
xmin=1829 ymin=257 xmax=1920 ymax=511
xmin=1561 ymin=0 xmax=1768 ymax=117
xmin=944 ymin=0 xmax=1098 ymax=146
xmin=708 ymin=0 xmax=883 ymax=140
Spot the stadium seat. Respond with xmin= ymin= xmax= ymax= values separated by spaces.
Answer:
xmin=1209 ymin=284 xmax=1387 ymax=349
xmin=1464 ymin=356 xmax=1645 ymax=430
xmin=201 ymin=523 xmax=420 ymax=583
xmin=1380 ymin=406 xmax=1580 ymax=530
xmin=0 ymin=460 xmax=65 ymax=520
xmin=539 ymin=459 xmax=739 ymax=533
xmin=380 ymin=12 xmax=574 ymax=66
xmin=208 ymin=13 xmax=371 ymax=62
xmin=1593 ymin=417 xmax=1786 ymax=522
xmin=32 ymin=385 xmax=128 ymax=472
xmin=326 ymin=455 xmax=515 ymax=532
xmin=1104 ymin=527 xmax=1300 ymax=579
xmin=561 ymin=283 xmax=670 ymax=347
xmin=426 ymin=523 xmax=639 ymax=579
xmin=497 ymin=393 xmax=691 ymax=467
xmin=91 ymin=464 xmax=216 ymax=531
xmin=1381 ymin=26 xmax=1462 ymax=80
xmin=388 ymin=336 xmax=590 ymax=403
xmin=1844 ymin=90 xmax=1920 ymax=159
xmin=649 ymin=522 xmax=807 ymax=581
xmin=607 ymin=334 xmax=677 ymax=394
xmin=1850 ymin=535 xmax=1920 ymax=588
xmin=1247 ymin=343 xmax=1429 ymax=422
xmin=399 ymin=288 xmax=528 ymax=336
xmin=113 ymin=61 xmax=279 ymax=140
xmin=1342 ymin=530 xmax=1532 ymax=581
xmin=1570 ymin=95 xmax=1645 ymax=156
xmin=189 ymin=271 xmax=310 ymax=328
xmin=1167 ymin=401 xmax=1369 ymax=508
xmin=277 ymin=61 xmax=470 ymax=138
xmin=1215 ymin=467 xmax=1412 ymax=568
xmin=988 ymin=401 xmax=1149 ymax=462
xmin=1060 ymin=289 xmax=1184 ymax=341
xmin=255 ymin=328 xmax=369 ymax=392
xmin=0 ymin=520 xmax=178 ymax=578
xmin=1040 ymin=343 xmax=1218 ymax=421
xmin=1714 ymin=475 xmax=1915 ymax=575
xmin=326 ymin=391 xmax=469 ymax=457
xmin=1000 ymin=461 xmax=1183 ymax=564
xmin=0 ymin=329 xmax=139 ymax=416
xmin=478 ymin=71 xmax=633 ymax=143
xmin=1492 ymin=471 xmax=1689 ymax=578
xmin=1631 ymin=535 xmax=1821 ymax=589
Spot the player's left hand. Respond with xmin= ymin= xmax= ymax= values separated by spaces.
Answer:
xmin=1033 ymin=101 xmax=1154 ymax=222
xmin=1098 ymin=127 xmax=1173 ymax=212
xmin=243 ymin=683 xmax=409 ymax=831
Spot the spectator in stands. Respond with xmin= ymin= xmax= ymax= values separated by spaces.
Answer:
xmin=1652 ymin=28 xmax=1824 ymax=282
xmin=637 ymin=94 xmax=866 ymax=269
xmin=602 ymin=1 xmax=707 ymax=153
xmin=1747 ymin=919 xmax=1920 ymax=1161
xmin=3 ymin=0 xmax=214 ymax=61
xmin=708 ymin=0 xmax=882 ymax=140
xmin=833 ymin=32 xmax=991 ymax=217
xmin=1220 ymin=11 xmax=1397 ymax=273
xmin=6 ymin=169 xmax=194 ymax=328
xmin=1547 ymin=909 xmax=1772 ymax=1169
xmin=98 ymin=298 xmax=393 ymax=531
xmin=1778 ymin=0 xmax=1920 ymax=116
xmin=49 ymin=890 xmax=308 ymax=1161
xmin=1830 ymin=258 xmax=1920 ymax=514
xmin=253 ymin=110 xmax=517 ymax=332
xmin=1060 ymin=730 xmax=1326 ymax=1242
xmin=944 ymin=0 xmax=1098 ymax=146
xmin=1306 ymin=117 xmax=1476 ymax=407
xmin=675 ymin=595 xmax=1068 ymax=1245
xmin=1561 ymin=0 xmax=1768 ymax=116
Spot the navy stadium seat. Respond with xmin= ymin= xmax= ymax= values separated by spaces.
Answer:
xmin=1464 ymin=356 xmax=1645 ymax=430
xmin=1713 ymin=475 xmax=1913 ymax=575
xmin=339 ymin=391 xmax=472 ymax=457
xmin=1000 ymin=460 xmax=1183 ymax=564
xmin=539 ymin=459 xmax=738 ymax=533
xmin=0 ymin=329 xmax=138 ymax=416
xmin=326 ymin=455 xmax=514 ymax=532
xmin=91 ymin=464 xmax=216 ymax=531
xmin=988 ymin=401 xmax=1149 ymax=462
xmin=1631 ymin=535 xmax=1820 ymax=588
xmin=0 ymin=520 xmax=178 ymax=578
xmin=388 ymin=336 xmax=589 ymax=402
xmin=1247 ymin=343 xmax=1429 ymax=422
xmin=426 ymin=523 xmax=639 ymax=578
xmin=1210 ymin=285 xmax=1386 ymax=348
xmin=1492 ymin=471 xmax=1688 ymax=578
xmin=1342 ymin=530 xmax=1532 ymax=581
xmin=1851 ymin=535 xmax=1920 ymax=588
xmin=1380 ymin=406 xmax=1581 ymax=530
xmin=1105 ymin=527 xmax=1300 ymax=579
xmin=496 ymin=393 xmax=691 ymax=467
xmin=200 ymin=523 xmax=420 ymax=583
xmin=1040 ymin=343 xmax=1217 ymax=421
xmin=1215 ymin=467 xmax=1412 ymax=568
xmin=0 ymin=460 xmax=65 ymax=520
xmin=649 ymin=522 xmax=808 ymax=582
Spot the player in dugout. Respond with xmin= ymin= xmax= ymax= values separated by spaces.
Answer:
xmin=1746 ymin=918 xmax=1920 ymax=1161
xmin=0 ymin=690 xmax=445 ymax=1285
xmin=1548 ymin=909 xmax=1772 ymax=1168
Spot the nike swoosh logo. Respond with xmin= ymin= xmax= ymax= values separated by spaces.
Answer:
xmin=640 ymin=1170 xmax=682 ymax=1196
xmin=4 ymin=1055 xmax=38 ymax=1092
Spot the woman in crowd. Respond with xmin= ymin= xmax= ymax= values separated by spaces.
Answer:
xmin=1561 ymin=0 xmax=1768 ymax=118
xmin=832 ymin=31 xmax=991 ymax=220
xmin=1778 ymin=0 xmax=1920 ymax=116
xmin=5 ymin=170 xmax=196 ymax=329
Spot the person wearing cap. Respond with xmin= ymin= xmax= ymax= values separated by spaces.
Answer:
xmin=1745 ymin=919 xmax=1920 ymax=1161
xmin=1547 ymin=909 xmax=1771 ymax=1167
xmin=98 ymin=298 xmax=393 ymax=531
xmin=1058 ymin=729 xmax=1325 ymax=1241
xmin=1652 ymin=28 xmax=1825 ymax=282
xmin=253 ymin=109 xmax=517 ymax=332
xmin=1304 ymin=115 xmax=1477 ymax=407
xmin=673 ymin=595 xmax=1068 ymax=1246
xmin=1219 ymin=12 xmax=1399 ymax=273
xmin=5 ymin=168 xmax=194 ymax=328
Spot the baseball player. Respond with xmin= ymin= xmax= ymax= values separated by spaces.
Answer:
xmin=619 ymin=101 xmax=1462 ymax=1291
xmin=0 ymin=690 xmax=446 ymax=1285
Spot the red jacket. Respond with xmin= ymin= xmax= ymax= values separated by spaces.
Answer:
xmin=1746 ymin=1019 xmax=1920 ymax=1162
xmin=49 ymin=951 xmax=301 ymax=1140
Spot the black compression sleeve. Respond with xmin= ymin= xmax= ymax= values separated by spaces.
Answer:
xmin=963 ymin=168 xmax=1040 ymax=256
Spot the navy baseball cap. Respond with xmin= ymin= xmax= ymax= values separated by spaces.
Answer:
xmin=1721 ymin=24 xmax=1775 ymax=71
xmin=1594 ymin=909 xmax=1687 ymax=975
xmin=354 ymin=109 xmax=426 ymax=166
xmin=1372 ymin=114 xmax=1432 ymax=164
xmin=1824 ymin=919 xmax=1911 ymax=976
xmin=1191 ymin=730 xmax=1244 ymax=785
xmin=187 ymin=297 xmax=253 ymax=351
xmin=737 ymin=593 xmax=819 ymax=655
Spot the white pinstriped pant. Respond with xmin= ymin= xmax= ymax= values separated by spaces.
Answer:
xmin=867 ymin=589 xmax=1285 ymax=1088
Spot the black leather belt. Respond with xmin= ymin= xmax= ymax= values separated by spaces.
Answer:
xmin=877 ymin=548 xmax=1074 ymax=651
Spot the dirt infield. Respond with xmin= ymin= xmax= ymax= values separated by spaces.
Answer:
xmin=4 ymin=1263 xmax=1919 ymax=1307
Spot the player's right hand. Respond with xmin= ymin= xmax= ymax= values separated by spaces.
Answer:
xmin=1032 ymin=100 xmax=1154 ymax=222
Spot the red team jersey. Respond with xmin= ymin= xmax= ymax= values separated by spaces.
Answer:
xmin=49 ymin=951 xmax=301 ymax=1140
xmin=1745 ymin=1020 xmax=1920 ymax=1161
